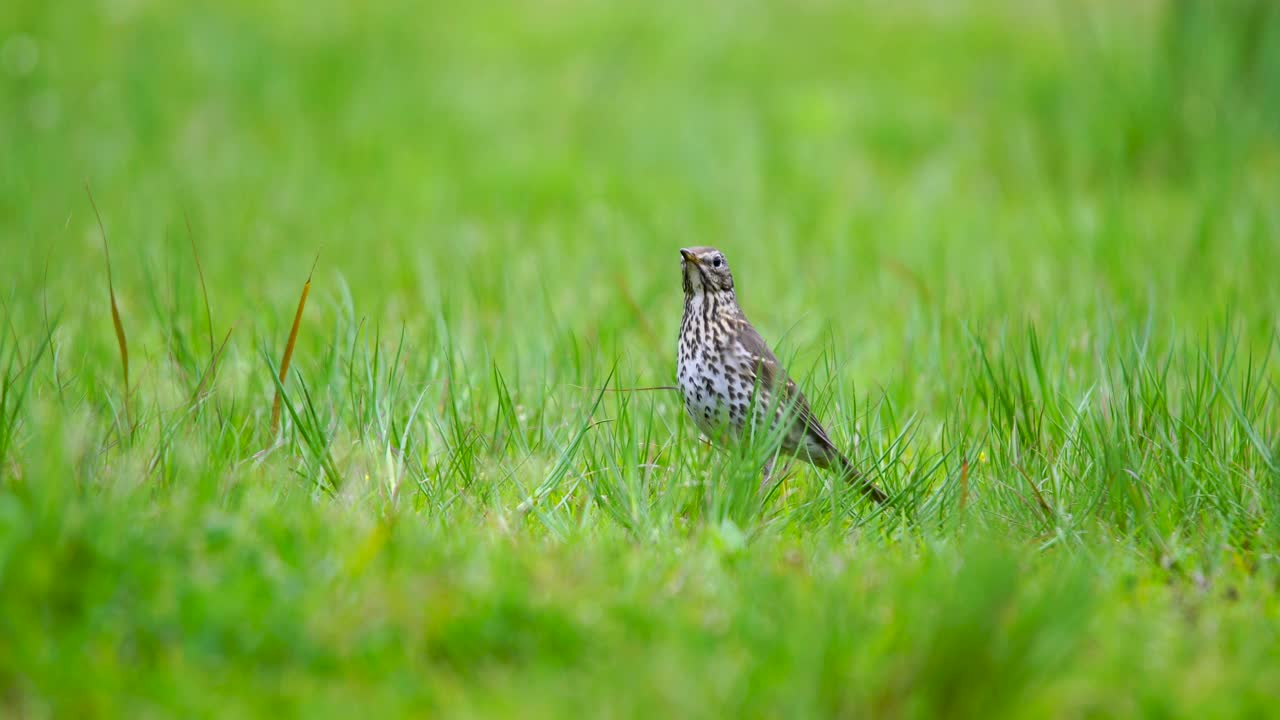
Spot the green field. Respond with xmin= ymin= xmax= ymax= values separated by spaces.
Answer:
xmin=3 ymin=0 xmax=1280 ymax=716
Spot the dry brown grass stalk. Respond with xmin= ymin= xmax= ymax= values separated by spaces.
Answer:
xmin=86 ymin=182 xmax=131 ymax=432
xmin=270 ymin=255 xmax=319 ymax=436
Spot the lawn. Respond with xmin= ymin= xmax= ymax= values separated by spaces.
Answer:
xmin=2 ymin=0 xmax=1280 ymax=717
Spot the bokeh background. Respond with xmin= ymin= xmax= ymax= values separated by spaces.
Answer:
xmin=6 ymin=1 xmax=1279 ymax=344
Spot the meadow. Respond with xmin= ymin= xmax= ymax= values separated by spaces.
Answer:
xmin=2 ymin=0 xmax=1280 ymax=716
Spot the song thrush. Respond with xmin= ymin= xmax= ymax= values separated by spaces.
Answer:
xmin=676 ymin=246 xmax=887 ymax=504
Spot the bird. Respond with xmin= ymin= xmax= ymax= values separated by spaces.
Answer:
xmin=675 ymin=246 xmax=887 ymax=504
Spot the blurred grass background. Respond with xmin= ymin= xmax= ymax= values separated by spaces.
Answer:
xmin=2 ymin=0 xmax=1280 ymax=717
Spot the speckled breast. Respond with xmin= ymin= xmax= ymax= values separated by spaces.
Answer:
xmin=677 ymin=299 xmax=756 ymax=440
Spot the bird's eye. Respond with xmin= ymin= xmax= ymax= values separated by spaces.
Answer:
xmin=712 ymin=256 xmax=723 ymax=268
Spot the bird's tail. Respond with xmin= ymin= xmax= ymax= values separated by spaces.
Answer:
xmin=827 ymin=450 xmax=889 ymax=505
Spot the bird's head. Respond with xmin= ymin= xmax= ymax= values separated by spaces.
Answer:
xmin=680 ymin=246 xmax=735 ymax=297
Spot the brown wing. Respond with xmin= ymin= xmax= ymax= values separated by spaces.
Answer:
xmin=735 ymin=317 xmax=889 ymax=504
xmin=732 ymin=317 xmax=839 ymax=451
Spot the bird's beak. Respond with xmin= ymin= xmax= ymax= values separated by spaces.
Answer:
xmin=679 ymin=248 xmax=700 ymax=265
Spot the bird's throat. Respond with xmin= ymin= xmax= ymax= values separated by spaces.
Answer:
xmin=681 ymin=290 xmax=739 ymax=332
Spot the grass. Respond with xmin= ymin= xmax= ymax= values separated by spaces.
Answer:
xmin=2 ymin=0 xmax=1280 ymax=716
